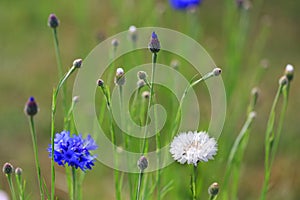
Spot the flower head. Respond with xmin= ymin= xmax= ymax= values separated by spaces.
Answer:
xmin=169 ymin=0 xmax=202 ymax=10
xmin=170 ymin=131 xmax=217 ymax=166
xmin=137 ymin=156 xmax=148 ymax=171
xmin=2 ymin=163 xmax=14 ymax=175
xmin=48 ymin=13 xmax=59 ymax=28
xmin=148 ymin=32 xmax=160 ymax=53
xmin=115 ymin=68 xmax=126 ymax=86
xmin=48 ymin=131 xmax=98 ymax=171
xmin=24 ymin=96 xmax=38 ymax=116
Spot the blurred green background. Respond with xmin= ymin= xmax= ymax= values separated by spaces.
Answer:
xmin=0 ymin=0 xmax=299 ymax=199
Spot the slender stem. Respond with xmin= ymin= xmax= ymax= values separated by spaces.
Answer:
xmin=28 ymin=116 xmax=44 ymax=199
xmin=141 ymin=53 xmax=157 ymax=154
xmin=99 ymin=86 xmax=121 ymax=200
xmin=72 ymin=167 xmax=76 ymax=200
xmin=192 ymin=165 xmax=198 ymax=200
xmin=260 ymin=84 xmax=283 ymax=200
xmin=6 ymin=174 xmax=16 ymax=200
xmin=15 ymin=173 xmax=24 ymax=200
xmin=50 ymin=65 xmax=77 ymax=200
xmin=136 ymin=170 xmax=144 ymax=200
xmin=52 ymin=28 xmax=67 ymax=117
xmin=171 ymin=71 xmax=215 ymax=140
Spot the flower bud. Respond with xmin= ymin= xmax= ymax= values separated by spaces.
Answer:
xmin=251 ymin=87 xmax=259 ymax=107
xmin=137 ymin=156 xmax=148 ymax=171
xmin=142 ymin=91 xmax=150 ymax=99
xmin=73 ymin=58 xmax=82 ymax=68
xmin=148 ymin=32 xmax=160 ymax=53
xmin=208 ymin=182 xmax=219 ymax=197
xmin=170 ymin=59 xmax=180 ymax=70
xmin=115 ymin=68 xmax=125 ymax=86
xmin=25 ymin=97 xmax=38 ymax=116
xmin=97 ymin=79 xmax=104 ymax=87
xmin=284 ymin=64 xmax=294 ymax=81
xmin=111 ymin=38 xmax=119 ymax=48
xmin=279 ymin=75 xmax=288 ymax=86
xmin=137 ymin=71 xmax=147 ymax=80
xmin=129 ymin=25 xmax=137 ymax=42
xmin=213 ymin=68 xmax=222 ymax=76
xmin=72 ymin=96 xmax=80 ymax=103
xmin=249 ymin=111 xmax=257 ymax=119
xmin=137 ymin=80 xmax=146 ymax=88
xmin=15 ymin=167 xmax=23 ymax=176
xmin=48 ymin=14 xmax=59 ymax=28
xmin=2 ymin=163 xmax=14 ymax=175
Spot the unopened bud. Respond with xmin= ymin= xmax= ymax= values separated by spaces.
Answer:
xmin=137 ymin=80 xmax=146 ymax=88
xmin=148 ymin=32 xmax=160 ymax=53
xmin=284 ymin=64 xmax=294 ymax=81
xmin=48 ymin=13 xmax=59 ymax=28
xmin=279 ymin=76 xmax=288 ymax=86
xmin=115 ymin=68 xmax=125 ymax=86
xmin=142 ymin=91 xmax=150 ymax=99
xmin=137 ymin=156 xmax=148 ymax=171
xmin=2 ymin=163 xmax=14 ymax=175
xmin=111 ymin=39 xmax=119 ymax=48
xmin=15 ymin=167 xmax=22 ymax=176
xmin=170 ymin=59 xmax=180 ymax=70
xmin=137 ymin=71 xmax=147 ymax=80
xmin=72 ymin=96 xmax=80 ymax=103
xmin=73 ymin=59 xmax=82 ymax=68
xmin=129 ymin=25 xmax=137 ymax=42
xmin=25 ymin=97 xmax=38 ymax=116
xmin=251 ymin=87 xmax=259 ymax=107
xmin=97 ymin=79 xmax=104 ymax=87
xmin=208 ymin=182 xmax=219 ymax=197
xmin=213 ymin=68 xmax=222 ymax=76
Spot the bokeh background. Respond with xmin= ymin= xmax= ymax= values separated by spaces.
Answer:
xmin=0 ymin=0 xmax=299 ymax=199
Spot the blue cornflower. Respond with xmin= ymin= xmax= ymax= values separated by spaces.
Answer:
xmin=169 ymin=0 xmax=202 ymax=10
xmin=48 ymin=131 xmax=98 ymax=172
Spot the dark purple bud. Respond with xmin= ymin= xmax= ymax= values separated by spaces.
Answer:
xmin=137 ymin=156 xmax=148 ymax=171
xmin=73 ymin=58 xmax=82 ymax=68
xmin=25 ymin=97 xmax=38 ymax=116
xmin=148 ymin=32 xmax=160 ymax=53
xmin=97 ymin=79 xmax=104 ymax=87
xmin=2 ymin=162 xmax=14 ymax=175
xmin=48 ymin=14 xmax=59 ymax=28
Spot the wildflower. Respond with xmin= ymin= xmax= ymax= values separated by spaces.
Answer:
xmin=2 ymin=163 xmax=14 ymax=175
xmin=208 ymin=182 xmax=219 ymax=197
xmin=0 ymin=190 xmax=9 ymax=200
xmin=24 ymin=97 xmax=38 ymax=116
xmin=169 ymin=0 xmax=202 ymax=10
xmin=284 ymin=64 xmax=294 ymax=81
xmin=73 ymin=58 xmax=82 ymax=68
xmin=48 ymin=131 xmax=98 ymax=171
xmin=48 ymin=14 xmax=59 ymax=28
xmin=170 ymin=131 xmax=217 ymax=166
xmin=129 ymin=25 xmax=137 ymax=42
xmin=148 ymin=32 xmax=160 ymax=53
xmin=72 ymin=96 xmax=80 ymax=103
xmin=137 ymin=156 xmax=148 ymax=171
xmin=115 ymin=68 xmax=126 ymax=86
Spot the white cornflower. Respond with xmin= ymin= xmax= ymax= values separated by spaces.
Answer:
xmin=170 ymin=131 xmax=217 ymax=166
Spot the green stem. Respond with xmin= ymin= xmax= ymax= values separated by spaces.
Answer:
xmin=72 ymin=167 xmax=76 ymax=200
xmin=50 ymin=65 xmax=78 ymax=200
xmin=28 ymin=116 xmax=44 ymax=199
xmin=136 ymin=170 xmax=144 ymax=200
xmin=52 ymin=28 xmax=67 ymax=117
xmin=260 ymin=84 xmax=283 ymax=200
xmin=15 ymin=173 xmax=24 ymax=200
xmin=7 ymin=174 xmax=16 ymax=200
xmin=192 ymin=165 xmax=198 ymax=200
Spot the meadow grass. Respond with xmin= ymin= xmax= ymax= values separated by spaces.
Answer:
xmin=0 ymin=1 xmax=299 ymax=200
